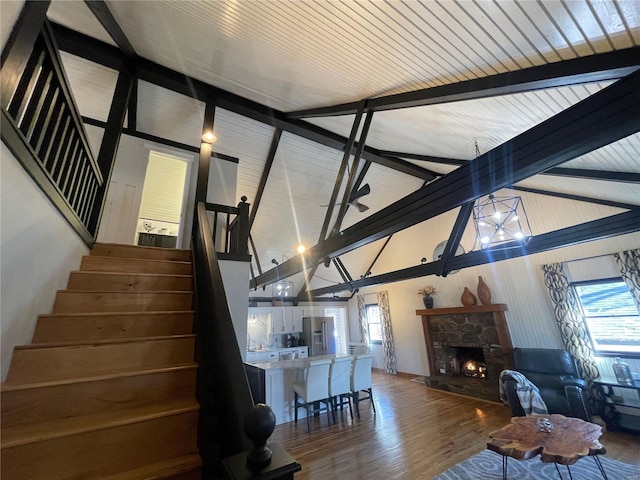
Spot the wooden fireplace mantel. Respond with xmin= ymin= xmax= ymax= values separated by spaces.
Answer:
xmin=416 ymin=304 xmax=507 ymax=317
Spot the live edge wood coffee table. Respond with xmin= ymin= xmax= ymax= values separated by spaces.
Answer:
xmin=487 ymin=414 xmax=608 ymax=479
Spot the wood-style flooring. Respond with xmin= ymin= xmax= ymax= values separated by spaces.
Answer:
xmin=270 ymin=372 xmax=640 ymax=479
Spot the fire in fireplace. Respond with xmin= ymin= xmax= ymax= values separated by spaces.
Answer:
xmin=462 ymin=359 xmax=487 ymax=378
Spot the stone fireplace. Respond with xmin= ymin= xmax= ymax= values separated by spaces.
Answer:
xmin=417 ymin=304 xmax=514 ymax=402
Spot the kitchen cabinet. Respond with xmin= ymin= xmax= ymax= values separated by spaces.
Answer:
xmin=269 ymin=307 xmax=301 ymax=334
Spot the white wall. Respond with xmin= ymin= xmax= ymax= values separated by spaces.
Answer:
xmin=347 ymin=195 xmax=640 ymax=377
xmin=219 ymin=259 xmax=250 ymax=359
xmin=0 ymin=1 xmax=24 ymax=51
xmin=1 ymin=143 xmax=89 ymax=380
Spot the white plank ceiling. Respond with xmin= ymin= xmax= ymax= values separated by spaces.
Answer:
xmin=46 ymin=0 xmax=640 ymax=297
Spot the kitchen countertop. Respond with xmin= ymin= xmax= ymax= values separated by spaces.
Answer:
xmin=246 ymin=353 xmax=352 ymax=370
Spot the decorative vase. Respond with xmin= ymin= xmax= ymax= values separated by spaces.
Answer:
xmin=477 ymin=276 xmax=492 ymax=305
xmin=422 ymin=294 xmax=434 ymax=309
xmin=461 ymin=287 xmax=477 ymax=306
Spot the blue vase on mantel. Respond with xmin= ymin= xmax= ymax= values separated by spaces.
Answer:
xmin=423 ymin=295 xmax=434 ymax=309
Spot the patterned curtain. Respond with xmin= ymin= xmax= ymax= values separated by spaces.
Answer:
xmin=377 ymin=291 xmax=398 ymax=375
xmin=541 ymin=263 xmax=600 ymax=385
xmin=357 ymin=294 xmax=369 ymax=344
xmin=613 ymin=249 xmax=640 ymax=312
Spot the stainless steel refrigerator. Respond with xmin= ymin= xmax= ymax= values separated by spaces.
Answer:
xmin=301 ymin=317 xmax=335 ymax=356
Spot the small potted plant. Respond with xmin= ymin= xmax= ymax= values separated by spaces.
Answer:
xmin=418 ymin=285 xmax=438 ymax=309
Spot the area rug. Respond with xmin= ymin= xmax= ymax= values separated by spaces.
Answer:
xmin=410 ymin=376 xmax=426 ymax=383
xmin=433 ymin=449 xmax=640 ymax=480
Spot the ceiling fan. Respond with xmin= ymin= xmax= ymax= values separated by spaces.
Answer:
xmin=321 ymin=183 xmax=371 ymax=212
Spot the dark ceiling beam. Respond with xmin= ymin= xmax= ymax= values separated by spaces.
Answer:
xmin=309 ymin=208 xmax=640 ymax=296
xmin=49 ymin=22 xmax=437 ymax=182
xmin=541 ymin=167 xmax=640 ymax=183
xmin=82 ymin=116 xmax=238 ymax=163
xmin=249 ymin=128 xmax=281 ymax=228
xmin=510 ymin=186 xmax=637 ymax=210
xmin=439 ymin=202 xmax=473 ymax=276
xmin=378 ymin=151 xmax=467 ymax=166
xmin=84 ymin=0 xmax=136 ymax=58
xmin=380 ymin=150 xmax=640 ymax=183
xmin=286 ymin=47 xmax=640 ymax=118
xmin=251 ymin=68 xmax=640 ymax=289
xmin=331 ymin=110 xmax=374 ymax=236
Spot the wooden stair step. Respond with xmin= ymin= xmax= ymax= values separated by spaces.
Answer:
xmin=5 ymin=335 xmax=196 ymax=384
xmin=100 ymin=454 xmax=202 ymax=480
xmin=1 ymin=364 xmax=198 ymax=430
xmin=2 ymin=399 xmax=199 ymax=447
xmin=80 ymin=256 xmax=192 ymax=275
xmin=0 ymin=409 xmax=199 ymax=480
xmin=67 ymin=271 xmax=193 ymax=292
xmin=32 ymin=311 xmax=194 ymax=343
xmin=91 ymin=243 xmax=192 ymax=262
xmin=52 ymin=290 xmax=193 ymax=313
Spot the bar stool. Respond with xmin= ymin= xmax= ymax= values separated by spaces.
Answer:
xmin=329 ymin=356 xmax=353 ymax=422
xmin=350 ymin=353 xmax=376 ymax=419
xmin=292 ymin=359 xmax=332 ymax=432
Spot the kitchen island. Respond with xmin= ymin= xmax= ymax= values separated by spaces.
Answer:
xmin=244 ymin=354 xmax=351 ymax=425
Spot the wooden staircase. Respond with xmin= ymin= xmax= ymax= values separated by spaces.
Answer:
xmin=1 ymin=243 xmax=202 ymax=480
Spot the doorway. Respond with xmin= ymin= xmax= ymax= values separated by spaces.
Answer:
xmin=136 ymin=151 xmax=189 ymax=248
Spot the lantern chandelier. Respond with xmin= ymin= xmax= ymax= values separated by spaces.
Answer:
xmin=473 ymin=194 xmax=532 ymax=249
xmin=471 ymin=142 xmax=532 ymax=250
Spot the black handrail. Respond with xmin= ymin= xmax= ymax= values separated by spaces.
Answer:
xmin=192 ymin=201 xmax=253 ymax=476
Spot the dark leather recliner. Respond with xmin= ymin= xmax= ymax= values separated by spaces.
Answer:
xmin=501 ymin=348 xmax=591 ymax=422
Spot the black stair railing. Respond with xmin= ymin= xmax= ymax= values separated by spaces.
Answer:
xmin=1 ymin=4 xmax=102 ymax=245
xmin=205 ymin=196 xmax=251 ymax=260
xmin=192 ymin=201 xmax=253 ymax=477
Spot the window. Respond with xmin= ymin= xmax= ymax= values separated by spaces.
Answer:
xmin=573 ymin=279 xmax=640 ymax=356
xmin=365 ymin=304 xmax=382 ymax=344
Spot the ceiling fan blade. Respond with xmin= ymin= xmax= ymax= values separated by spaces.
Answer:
xmin=351 ymin=200 xmax=369 ymax=212
xmin=349 ymin=183 xmax=370 ymax=202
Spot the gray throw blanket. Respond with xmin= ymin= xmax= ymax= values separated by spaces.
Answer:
xmin=499 ymin=369 xmax=548 ymax=415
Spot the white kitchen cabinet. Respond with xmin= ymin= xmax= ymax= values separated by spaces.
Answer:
xmin=246 ymin=351 xmax=267 ymax=363
xmin=268 ymin=307 xmax=286 ymax=334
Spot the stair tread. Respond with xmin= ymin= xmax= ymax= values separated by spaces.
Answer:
xmin=13 ymin=334 xmax=197 ymax=350
xmin=1 ymin=400 xmax=200 ymax=447
xmin=1 ymin=364 xmax=199 ymax=392
xmin=38 ymin=310 xmax=196 ymax=319
xmin=70 ymin=271 xmax=194 ymax=278
xmin=99 ymin=454 xmax=201 ymax=480
xmin=83 ymin=255 xmax=191 ymax=265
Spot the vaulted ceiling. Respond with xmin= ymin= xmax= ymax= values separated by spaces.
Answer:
xmin=42 ymin=0 xmax=640 ymax=299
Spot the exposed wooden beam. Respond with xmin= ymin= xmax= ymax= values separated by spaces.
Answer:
xmin=82 ymin=116 xmax=238 ymax=163
xmin=249 ymin=128 xmax=282 ymax=228
xmin=309 ymin=209 xmax=640 ymax=296
xmin=439 ymin=202 xmax=473 ymax=277
xmin=381 ymin=150 xmax=640 ymax=183
xmin=510 ymin=186 xmax=637 ymax=210
xmin=286 ymin=47 xmax=640 ymax=118
xmin=197 ymin=98 xmax=216 ymax=202
xmin=84 ymin=0 xmax=136 ymax=58
xmin=541 ymin=167 xmax=640 ymax=184
xmin=88 ymin=69 xmax=134 ymax=234
xmin=251 ymin=68 xmax=640 ymax=289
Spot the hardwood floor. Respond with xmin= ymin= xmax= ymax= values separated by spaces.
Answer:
xmin=270 ymin=372 xmax=640 ymax=479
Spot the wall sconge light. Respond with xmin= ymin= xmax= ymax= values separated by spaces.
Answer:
xmin=201 ymin=131 xmax=217 ymax=144
xmin=296 ymin=244 xmax=306 ymax=254
xmin=273 ymin=280 xmax=294 ymax=297
xmin=473 ymin=194 xmax=532 ymax=249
